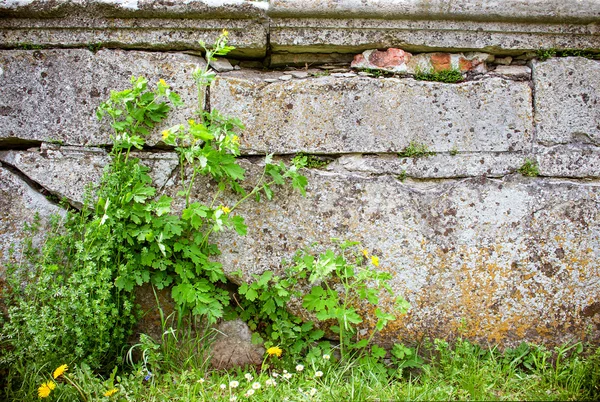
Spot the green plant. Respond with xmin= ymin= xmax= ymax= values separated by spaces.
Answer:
xmin=396 ymin=170 xmax=407 ymax=182
xmin=449 ymin=146 xmax=459 ymax=156
xmin=537 ymin=48 xmax=557 ymax=61
xmin=398 ymin=141 xmax=436 ymax=158
xmin=87 ymin=43 xmax=103 ymax=53
xmin=293 ymin=152 xmax=330 ymax=169
xmin=537 ymin=48 xmax=600 ymax=61
xmin=94 ymin=31 xmax=308 ymax=324
xmin=518 ymin=158 xmax=540 ymax=177
xmin=413 ymin=69 xmax=463 ymax=83
xmin=1 ymin=213 xmax=136 ymax=372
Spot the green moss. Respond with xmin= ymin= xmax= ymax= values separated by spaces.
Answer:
xmin=398 ymin=142 xmax=436 ymax=158
xmin=537 ymin=48 xmax=600 ymax=61
xmin=396 ymin=170 xmax=407 ymax=182
xmin=413 ymin=69 xmax=463 ymax=83
xmin=292 ymin=152 xmax=330 ymax=169
xmin=518 ymin=158 xmax=540 ymax=177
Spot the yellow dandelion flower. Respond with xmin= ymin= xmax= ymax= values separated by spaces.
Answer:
xmin=362 ymin=249 xmax=369 ymax=258
xmin=371 ymin=255 xmax=379 ymax=267
xmin=104 ymin=388 xmax=118 ymax=397
xmin=53 ymin=364 xmax=68 ymax=379
xmin=220 ymin=206 xmax=231 ymax=214
xmin=266 ymin=346 xmax=283 ymax=357
xmin=38 ymin=381 xmax=55 ymax=398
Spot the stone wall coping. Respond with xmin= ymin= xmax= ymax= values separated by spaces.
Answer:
xmin=3 ymin=0 xmax=600 ymax=23
xmin=268 ymin=0 xmax=600 ymax=23
xmin=0 ymin=0 xmax=269 ymax=19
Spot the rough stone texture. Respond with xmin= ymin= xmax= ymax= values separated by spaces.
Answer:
xmin=351 ymin=49 xmax=489 ymax=74
xmin=491 ymin=65 xmax=532 ymax=80
xmin=269 ymin=18 xmax=600 ymax=65
xmin=268 ymin=0 xmax=600 ymax=22
xmin=214 ymin=165 xmax=600 ymax=346
xmin=537 ymin=146 xmax=600 ymax=178
xmin=532 ymin=58 xmax=600 ymax=146
xmin=0 ymin=145 xmax=179 ymax=208
xmin=0 ymin=49 xmax=204 ymax=146
xmin=330 ymin=153 xmax=526 ymax=179
xmin=210 ymin=319 xmax=265 ymax=370
xmin=211 ymin=73 xmax=533 ymax=154
xmin=0 ymin=164 xmax=63 ymax=266
xmin=0 ymin=0 xmax=269 ymax=58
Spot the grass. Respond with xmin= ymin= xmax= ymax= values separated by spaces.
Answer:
xmin=413 ymin=69 xmax=463 ymax=83
xmin=398 ymin=142 xmax=436 ymax=158
xmin=6 ymin=337 xmax=599 ymax=401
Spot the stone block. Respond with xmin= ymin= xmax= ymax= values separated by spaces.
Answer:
xmin=211 ymin=73 xmax=533 ymax=154
xmin=0 ymin=49 xmax=204 ymax=146
xmin=537 ymin=145 xmax=600 ymax=178
xmin=0 ymin=145 xmax=179 ymax=208
xmin=0 ymin=0 xmax=269 ymax=58
xmin=213 ymin=164 xmax=600 ymax=346
xmin=0 ymin=165 xmax=63 ymax=266
xmin=532 ymin=57 xmax=600 ymax=146
xmin=269 ymin=17 xmax=600 ymax=66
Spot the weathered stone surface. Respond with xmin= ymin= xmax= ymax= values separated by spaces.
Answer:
xmin=491 ymin=65 xmax=531 ymax=79
xmin=0 ymin=49 xmax=203 ymax=146
xmin=0 ymin=0 xmax=269 ymax=58
xmin=329 ymin=153 xmax=526 ymax=179
xmin=0 ymin=164 xmax=63 ymax=266
xmin=211 ymin=74 xmax=533 ymax=154
xmin=351 ymin=49 xmax=489 ymax=74
xmin=269 ymin=17 xmax=600 ymax=65
xmin=537 ymin=145 xmax=600 ymax=178
xmin=0 ymin=145 xmax=179 ymax=208
xmin=532 ymin=57 xmax=600 ymax=146
xmin=210 ymin=58 xmax=235 ymax=73
xmin=210 ymin=319 xmax=265 ymax=370
xmin=214 ymin=165 xmax=600 ymax=346
xmin=268 ymin=0 xmax=600 ymax=22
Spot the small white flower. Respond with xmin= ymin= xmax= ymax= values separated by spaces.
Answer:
xmin=323 ymin=354 xmax=330 ymax=360
xmin=230 ymin=397 xmax=237 ymax=402
xmin=265 ymin=378 xmax=277 ymax=387
xmin=244 ymin=373 xmax=253 ymax=381
xmin=252 ymin=382 xmax=261 ymax=390
xmin=282 ymin=370 xmax=288 ymax=374
xmin=245 ymin=389 xmax=255 ymax=397
xmin=309 ymin=388 xmax=317 ymax=396
xmin=283 ymin=373 xmax=292 ymax=379
xmin=314 ymin=371 xmax=323 ymax=378
xmin=271 ymin=372 xmax=279 ymax=378
xmin=295 ymin=364 xmax=304 ymax=372
xmin=197 ymin=378 xmax=205 ymax=383
xmin=220 ymin=384 xmax=226 ymax=389
xmin=229 ymin=381 xmax=239 ymax=388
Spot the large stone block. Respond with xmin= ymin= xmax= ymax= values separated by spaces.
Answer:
xmin=0 ymin=49 xmax=203 ymax=146
xmin=214 ymin=164 xmax=600 ymax=346
xmin=0 ymin=164 xmax=63 ymax=266
xmin=0 ymin=144 xmax=179 ymax=208
xmin=0 ymin=0 xmax=269 ymax=58
xmin=211 ymin=73 xmax=533 ymax=154
xmin=532 ymin=57 xmax=600 ymax=146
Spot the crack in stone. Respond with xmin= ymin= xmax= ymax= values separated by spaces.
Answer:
xmin=0 ymin=160 xmax=70 ymax=209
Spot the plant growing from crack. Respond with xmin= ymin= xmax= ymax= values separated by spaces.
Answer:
xmin=398 ymin=142 xmax=436 ymax=158
xmin=518 ymin=158 xmax=540 ymax=177
xmin=96 ymin=31 xmax=308 ymax=322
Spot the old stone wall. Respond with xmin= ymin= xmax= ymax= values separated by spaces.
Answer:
xmin=1 ymin=0 xmax=599 ymax=347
